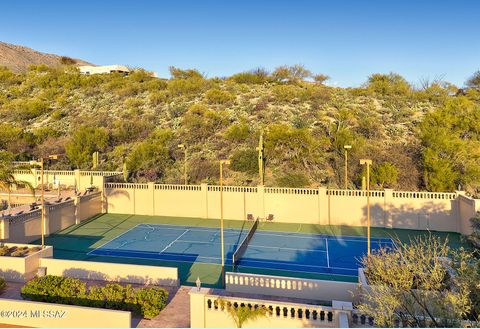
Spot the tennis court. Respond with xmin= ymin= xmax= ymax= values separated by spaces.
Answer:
xmin=88 ymin=221 xmax=394 ymax=277
xmin=42 ymin=213 xmax=466 ymax=287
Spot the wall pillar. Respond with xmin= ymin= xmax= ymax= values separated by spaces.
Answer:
xmin=318 ymin=187 xmax=328 ymax=225
xmin=31 ymin=169 xmax=38 ymax=188
xmin=0 ymin=218 xmax=9 ymax=240
xmin=201 ymin=183 xmax=208 ymax=219
xmin=257 ymin=185 xmax=265 ymax=219
xmin=383 ymin=189 xmax=393 ymax=228
xmin=189 ymin=287 xmax=210 ymax=328
xmin=332 ymin=301 xmax=353 ymax=328
xmin=74 ymin=169 xmax=81 ymax=192
xmin=74 ymin=196 xmax=81 ymax=224
xmin=148 ymin=182 xmax=155 ymax=216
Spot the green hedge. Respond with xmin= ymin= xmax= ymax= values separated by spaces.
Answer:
xmin=0 ymin=277 xmax=5 ymax=293
xmin=21 ymin=275 xmax=168 ymax=319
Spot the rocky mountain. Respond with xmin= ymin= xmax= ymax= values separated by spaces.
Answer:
xmin=0 ymin=41 xmax=91 ymax=72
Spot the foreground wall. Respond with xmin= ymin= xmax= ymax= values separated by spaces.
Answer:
xmin=0 ymin=298 xmax=131 ymax=328
xmin=40 ymin=258 xmax=179 ymax=286
xmin=225 ymin=272 xmax=359 ymax=303
xmin=0 ymin=244 xmax=53 ymax=282
xmin=190 ymin=287 xmax=345 ymax=328
xmin=105 ymin=183 xmax=470 ymax=233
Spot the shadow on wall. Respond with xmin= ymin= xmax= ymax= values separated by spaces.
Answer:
xmin=62 ymin=268 xmax=178 ymax=286
xmin=104 ymin=189 xmax=131 ymax=213
xmin=365 ymin=200 xmax=454 ymax=231
xmin=0 ymin=269 xmax=25 ymax=282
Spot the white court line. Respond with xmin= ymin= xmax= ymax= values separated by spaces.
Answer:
xmin=160 ymin=229 xmax=190 ymax=253
xmin=134 ymin=223 xmax=394 ymax=242
xmin=173 ymin=239 xmax=328 ymax=253
xmin=87 ymin=224 xmax=142 ymax=256
xmin=325 ymin=237 xmax=330 ymax=268
xmin=88 ymin=249 xmax=357 ymax=274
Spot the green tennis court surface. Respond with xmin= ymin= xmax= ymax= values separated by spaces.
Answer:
xmin=41 ymin=213 xmax=469 ymax=288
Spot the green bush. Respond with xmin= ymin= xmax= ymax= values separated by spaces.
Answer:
xmin=231 ymin=149 xmax=258 ymax=174
xmin=0 ymin=277 xmax=5 ymax=293
xmin=224 ymin=123 xmax=251 ymax=141
xmin=276 ymin=172 xmax=310 ymax=188
xmin=21 ymin=276 xmax=168 ymax=319
xmin=205 ymin=89 xmax=235 ymax=104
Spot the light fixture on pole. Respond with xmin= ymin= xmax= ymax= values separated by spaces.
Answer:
xmin=219 ymin=159 xmax=231 ymax=287
xmin=29 ymin=154 xmax=62 ymax=249
xmin=178 ymin=144 xmax=188 ymax=185
xmin=343 ymin=145 xmax=352 ymax=190
xmin=359 ymin=159 xmax=372 ymax=257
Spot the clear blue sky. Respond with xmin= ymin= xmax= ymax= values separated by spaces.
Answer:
xmin=1 ymin=0 xmax=479 ymax=87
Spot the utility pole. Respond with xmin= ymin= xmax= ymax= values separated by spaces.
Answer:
xmin=360 ymin=159 xmax=372 ymax=257
xmin=256 ymin=132 xmax=264 ymax=185
xmin=344 ymin=145 xmax=352 ymax=189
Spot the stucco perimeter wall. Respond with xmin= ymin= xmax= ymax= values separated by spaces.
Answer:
xmin=46 ymin=200 xmax=76 ymax=235
xmin=105 ymin=183 xmax=471 ymax=232
xmin=0 ymin=298 xmax=131 ymax=328
xmin=458 ymin=194 xmax=479 ymax=235
xmin=75 ymin=191 xmax=103 ymax=223
xmin=0 ymin=244 xmax=53 ymax=282
xmin=12 ymin=169 xmax=121 ymax=191
xmin=225 ymin=272 xmax=359 ymax=303
xmin=40 ymin=258 xmax=179 ymax=286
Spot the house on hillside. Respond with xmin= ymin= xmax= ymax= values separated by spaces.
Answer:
xmin=79 ymin=65 xmax=130 ymax=75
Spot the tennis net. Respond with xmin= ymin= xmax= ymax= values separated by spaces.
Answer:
xmin=232 ymin=217 xmax=259 ymax=265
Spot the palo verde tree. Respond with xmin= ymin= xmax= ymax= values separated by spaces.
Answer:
xmin=357 ymin=235 xmax=479 ymax=327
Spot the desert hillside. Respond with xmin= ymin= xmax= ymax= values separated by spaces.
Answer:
xmin=0 ymin=41 xmax=91 ymax=72
xmin=0 ymin=54 xmax=479 ymax=194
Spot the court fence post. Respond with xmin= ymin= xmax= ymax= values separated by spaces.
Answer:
xmin=148 ymin=182 xmax=155 ymax=216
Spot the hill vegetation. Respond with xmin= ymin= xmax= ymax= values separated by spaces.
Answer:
xmin=0 ymin=63 xmax=479 ymax=194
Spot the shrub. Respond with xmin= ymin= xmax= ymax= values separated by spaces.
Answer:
xmin=21 ymin=276 xmax=168 ymax=318
xmin=205 ymin=89 xmax=235 ymax=104
xmin=60 ymin=56 xmax=77 ymax=65
xmin=136 ymin=287 xmax=169 ymax=319
xmin=231 ymin=149 xmax=258 ymax=174
xmin=272 ymin=85 xmax=306 ymax=103
xmin=229 ymin=68 xmax=269 ymax=84
xmin=0 ymin=277 xmax=5 ymax=293
xmin=224 ymin=123 xmax=251 ymax=141
xmin=276 ymin=172 xmax=310 ymax=188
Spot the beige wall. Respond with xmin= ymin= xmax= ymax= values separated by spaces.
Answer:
xmin=190 ymin=287 xmax=342 ymax=328
xmin=46 ymin=200 xmax=76 ymax=235
xmin=0 ymin=298 xmax=131 ymax=328
xmin=458 ymin=194 xmax=479 ymax=235
xmin=105 ymin=183 xmax=469 ymax=232
xmin=40 ymin=258 xmax=179 ymax=286
xmin=0 ymin=244 xmax=53 ymax=282
xmin=2 ymin=193 xmax=102 ymax=244
xmin=13 ymin=169 xmax=121 ymax=192
xmin=225 ymin=272 xmax=359 ymax=303
xmin=75 ymin=191 xmax=103 ymax=223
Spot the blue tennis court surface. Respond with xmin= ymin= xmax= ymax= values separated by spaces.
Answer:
xmin=88 ymin=223 xmax=394 ymax=277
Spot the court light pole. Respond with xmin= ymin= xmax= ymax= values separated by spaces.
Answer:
xmin=219 ymin=159 xmax=231 ymax=287
xmin=256 ymin=132 xmax=264 ymax=186
xmin=360 ymin=159 xmax=372 ymax=257
xmin=29 ymin=154 xmax=62 ymax=249
xmin=178 ymin=144 xmax=188 ymax=185
xmin=344 ymin=145 xmax=352 ymax=189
